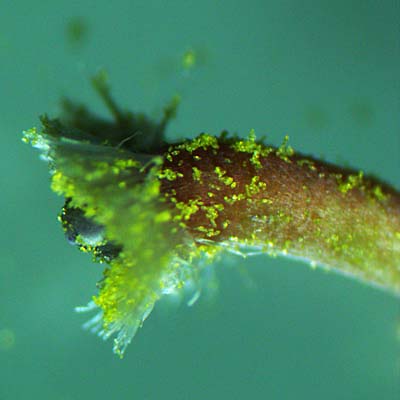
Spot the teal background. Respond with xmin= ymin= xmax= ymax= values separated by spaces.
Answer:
xmin=1 ymin=1 xmax=399 ymax=399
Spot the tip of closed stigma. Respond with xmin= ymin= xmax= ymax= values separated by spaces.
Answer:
xmin=23 ymin=74 xmax=400 ymax=356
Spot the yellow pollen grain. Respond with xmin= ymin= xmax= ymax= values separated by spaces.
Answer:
xmin=192 ymin=167 xmax=202 ymax=182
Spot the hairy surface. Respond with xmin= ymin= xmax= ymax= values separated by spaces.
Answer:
xmin=23 ymin=77 xmax=400 ymax=356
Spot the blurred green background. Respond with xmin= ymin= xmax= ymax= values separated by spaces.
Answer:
xmin=1 ymin=1 xmax=399 ymax=399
